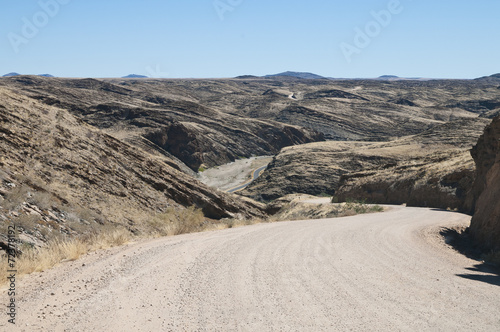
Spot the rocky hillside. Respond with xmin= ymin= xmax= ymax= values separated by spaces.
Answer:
xmin=335 ymin=150 xmax=474 ymax=211
xmin=1 ymin=76 xmax=499 ymax=173
xmin=468 ymin=115 xmax=500 ymax=251
xmin=242 ymin=118 xmax=490 ymax=210
xmin=1 ymin=75 xmax=498 ymax=216
xmin=240 ymin=141 xmax=396 ymax=201
xmin=0 ymin=88 xmax=265 ymax=249
xmin=0 ymin=76 xmax=324 ymax=172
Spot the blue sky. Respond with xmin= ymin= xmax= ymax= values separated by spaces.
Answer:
xmin=1 ymin=0 xmax=499 ymax=78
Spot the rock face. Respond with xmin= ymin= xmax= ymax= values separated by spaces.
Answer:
xmin=144 ymin=119 xmax=322 ymax=172
xmin=468 ymin=116 xmax=500 ymax=251
xmin=336 ymin=151 xmax=475 ymax=211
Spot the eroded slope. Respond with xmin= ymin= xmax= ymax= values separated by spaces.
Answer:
xmin=0 ymin=88 xmax=265 ymax=248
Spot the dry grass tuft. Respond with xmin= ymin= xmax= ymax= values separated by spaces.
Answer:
xmin=147 ymin=206 xmax=204 ymax=236
xmin=13 ymin=239 xmax=87 ymax=276
xmin=84 ymin=228 xmax=131 ymax=250
xmin=0 ymin=227 xmax=131 ymax=283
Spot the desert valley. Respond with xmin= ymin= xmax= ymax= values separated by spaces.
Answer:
xmin=1 ymin=72 xmax=499 ymax=330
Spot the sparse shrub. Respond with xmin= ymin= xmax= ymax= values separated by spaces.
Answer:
xmin=13 ymin=214 xmax=40 ymax=234
xmin=147 ymin=206 xmax=205 ymax=236
xmin=29 ymin=190 xmax=56 ymax=211
xmin=104 ymin=228 xmax=130 ymax=246
xmin=2 ymin=184 xmax=30 ymax=210
xmin=338 ymin=198 xmax=383 ymax=217
xmin=82 ymin=226 xmax=131 ymax=250
xmin=0 ymin=225 xmax=131 ymax=283
xmin=15 ymin=238 xmax=87 ymax=275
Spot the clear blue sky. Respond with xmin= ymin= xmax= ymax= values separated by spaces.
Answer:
xmin=1 ymin=0 xmax=499 ymax=78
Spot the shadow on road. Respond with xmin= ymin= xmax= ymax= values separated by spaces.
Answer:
xmin=456 ymin=264 xmax=500 ymax=287
xmin=440 ymin=228 xmax=500 ymax=287
xmin=440 ymin=227 xmax=483 ymax=259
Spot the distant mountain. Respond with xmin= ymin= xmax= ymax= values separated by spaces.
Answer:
xmin=38 ymin=74 xmax=54 ymax=78
xmin=265 ymin=71 xmax=325 ymax=80
xmin=3 ymin=72 xmax=20 ymax=77
xmin=123 ymin=74 xmax=149 ymax=78
xmin=235 ymin=75 xmax=259 ymax=79
xmin=376 ymin=75 xmax=430 ymax=81
xmin=475 ymin=73 xmax=500 ymax=83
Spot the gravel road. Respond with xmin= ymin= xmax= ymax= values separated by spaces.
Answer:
xmin=3 ymin=206 xmax=500 ymax=331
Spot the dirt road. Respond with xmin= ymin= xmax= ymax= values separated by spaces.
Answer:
xmin=3 ymin=206 xmax=500 ymax=331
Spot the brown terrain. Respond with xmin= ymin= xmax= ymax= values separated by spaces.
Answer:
xmin=242 ymin=118 xmax=490 ymax=208
xmin=0 ymin=72 xmax=499 ymax=276
xmin=0 ymin=72 xmax=500 ymax=330
xmin=0 ymin=87 xmax=265 ymax=251
xmin=0 ymin=76 xmax=324 ymax=173
xmin=2 ymin=75 xmax=499 ymax=172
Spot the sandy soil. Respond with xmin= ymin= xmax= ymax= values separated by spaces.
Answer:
xmin=197 ymin=156 xmax=273 ymax=191
xmin=3 ymin=206 xmax=500 ymax=331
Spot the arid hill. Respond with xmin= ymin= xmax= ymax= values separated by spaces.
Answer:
xmin=1 ymin=76 xmax=499 ymax=174
xmin=0 ymin=88 xmax=265 ymax=249
xmin=242 ymin=118 xmax=490 ymax=210
xmin=0 ymin=76 xmax=323 ymax=172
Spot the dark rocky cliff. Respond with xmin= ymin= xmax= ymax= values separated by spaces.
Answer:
xmin=468 ymin=116 xmax=500 ymax=251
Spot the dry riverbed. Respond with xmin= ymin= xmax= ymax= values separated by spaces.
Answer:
xmin=197 ymin=156 xmax=273 ymax=191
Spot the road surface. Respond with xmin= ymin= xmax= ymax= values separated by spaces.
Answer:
xmin=226 ymin=165 xmax=267 ymax=193
xmin=3 ymin=205 xmax=500 ymax=331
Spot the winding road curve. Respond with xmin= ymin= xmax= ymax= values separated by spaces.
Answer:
xmin=3 ymin=205 xmax=500 ymax=331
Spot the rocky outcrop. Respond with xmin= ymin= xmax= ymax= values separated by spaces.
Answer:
xmin=336 ymin=151 xmax=475 ymax=211
xmin=241 ymin=141 xmax=396 ymax=202
xmin=242 ymin=118 xmax=488 ymax=206
xmin=468 ymin=116 xmax=500 ymax=251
